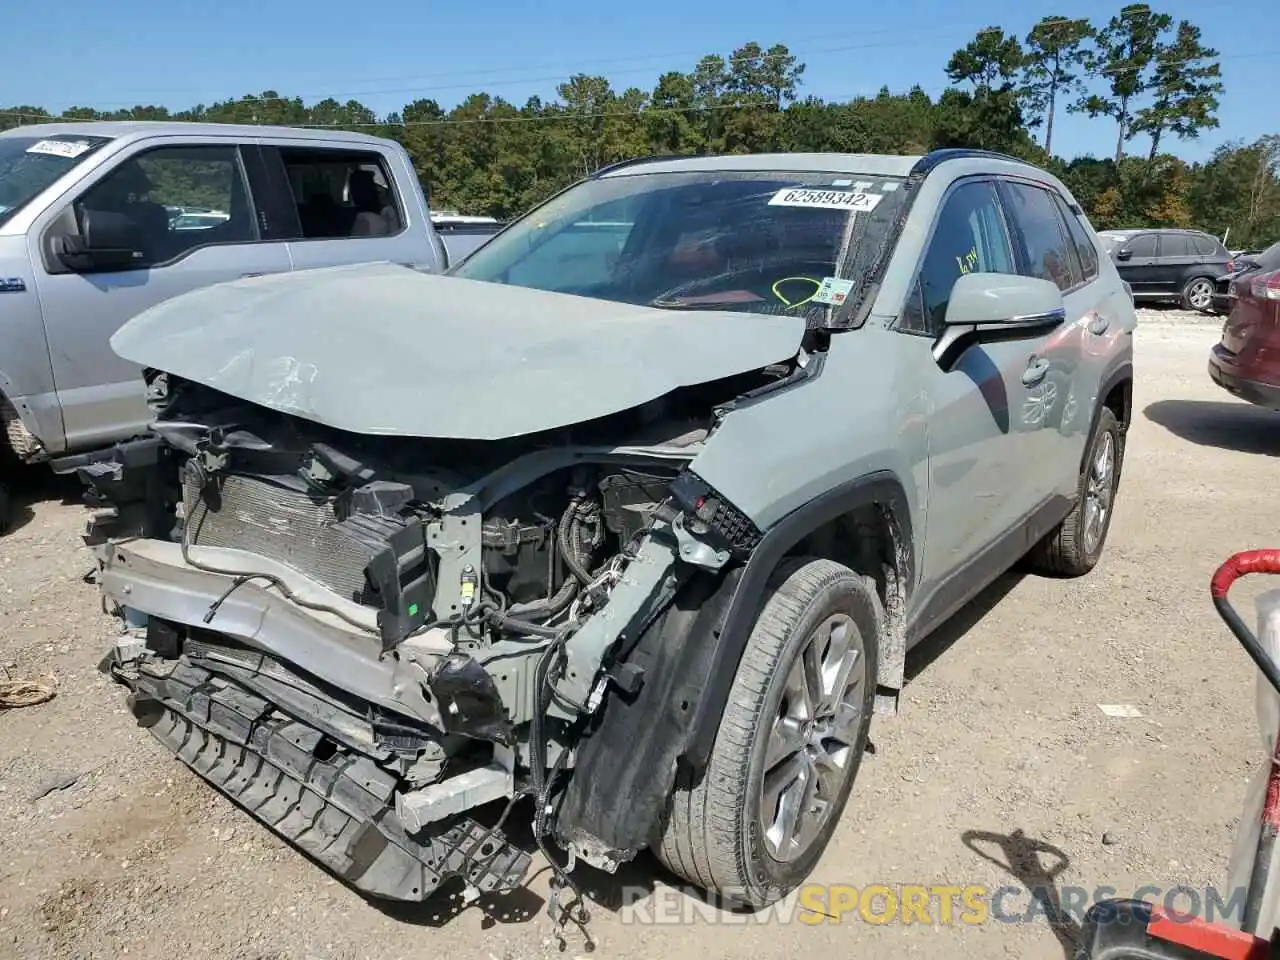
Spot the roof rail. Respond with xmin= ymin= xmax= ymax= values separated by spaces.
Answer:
xmin=910 ymin=148 xmax=1033 ymax=176
xmin=590 ymin=154 xmax=690 ymax=178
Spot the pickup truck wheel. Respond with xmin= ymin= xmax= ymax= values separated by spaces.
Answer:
xmin=1182 ymin=276 xmax=1215 ymax=312
xmin=655 ymin=557 xmax=880 ymax=908
xmin=1029 ymin=406 xmax=1122 ymax=577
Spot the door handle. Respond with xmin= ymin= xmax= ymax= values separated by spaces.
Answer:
xmin=1021 ymin=358 xmax=1051 ymax=386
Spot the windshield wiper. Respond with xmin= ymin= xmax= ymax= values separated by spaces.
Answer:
xmin=649 ymin=297 xmax=764 ymax=310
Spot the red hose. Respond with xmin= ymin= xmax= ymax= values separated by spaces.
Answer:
xmin=1211 ymin=549 xmax=1280 ymax=599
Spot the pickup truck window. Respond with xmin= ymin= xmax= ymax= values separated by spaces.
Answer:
xmin=0 ymin=134 xmax=112 ymax=228
xmin=277 ymin=147 xmax=404 ymax=240
xmin=73 ymin=145 xmax=256 ymax=267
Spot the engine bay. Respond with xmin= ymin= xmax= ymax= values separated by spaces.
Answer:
xmin=78 ymin=365 xmax=774 ymax=933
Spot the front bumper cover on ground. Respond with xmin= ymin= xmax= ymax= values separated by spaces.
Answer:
xmin=122 ymin=654 xmax=531 ymax=901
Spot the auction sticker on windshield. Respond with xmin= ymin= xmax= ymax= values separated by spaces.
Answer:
xmin=25 ymin=139 xmax=93 ymax=159
xmin=768 ymin=187 xmax=883 ymax=212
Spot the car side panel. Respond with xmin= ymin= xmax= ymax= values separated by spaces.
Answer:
xmin=1121 ymin=235 xmax=1164 ymax=295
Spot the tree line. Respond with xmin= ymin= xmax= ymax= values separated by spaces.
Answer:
xmin=4 ymin=3 xmax=1278 ymax=247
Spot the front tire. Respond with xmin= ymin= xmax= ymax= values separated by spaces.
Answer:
xmin=1182 ymin=276 xmax=1215 ymax=313
xmin=655 ymin=557 xmax=880 ymax=908
xmin=1029 ymin=406 xmax=1123 ymax=577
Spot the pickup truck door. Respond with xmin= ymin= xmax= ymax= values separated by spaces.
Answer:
xmin=30 ymin=140 xmax=291 ymax=452
xmin=256 ymin=142 xmax=441 ymax=274
xmin=901 ymin=178 xmax=1057 ymax=611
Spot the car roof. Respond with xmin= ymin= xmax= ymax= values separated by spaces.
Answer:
xmin=599 ymin=152 xmax=925 ymax=179
xmin=0 ymin=120 xmax=398 ymax=149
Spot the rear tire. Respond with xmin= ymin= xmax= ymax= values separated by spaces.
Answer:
xmin=1028 ymin=407 xmax=1122 ymax=577
xmin=655 ymin=557 xmax=880 ymax=908
xmin=1182 ymin=276 xmax=1215 ymax=313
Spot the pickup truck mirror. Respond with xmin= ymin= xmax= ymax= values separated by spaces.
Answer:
xmin=57 ymin=208 xmax=146 ymax=272
xmin=933 ymin=272 xmax=1066 ymax=370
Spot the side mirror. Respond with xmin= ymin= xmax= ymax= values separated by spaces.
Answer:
xmin=933 ymin=272 xmax=1066 ymax=370
xmin=1115 ymin=248 xmax=1133 ymax=261
xmin=57 ymin=209 xmax=145 ymax=272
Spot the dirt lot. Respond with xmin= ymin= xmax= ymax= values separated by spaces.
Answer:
xmin=0 ymin=307 xmax=1275 ymax=960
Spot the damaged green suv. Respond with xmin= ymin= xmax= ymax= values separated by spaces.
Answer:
xmin=77 ymin=148 xmax=1134 ymax=919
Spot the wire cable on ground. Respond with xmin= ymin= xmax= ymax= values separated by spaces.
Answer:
xmin=0 ymin=666 xmax=57 ymax=708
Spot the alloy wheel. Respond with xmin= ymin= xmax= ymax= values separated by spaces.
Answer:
xmin=1082 ymin=430 xmax=1116 ymax=555
xmin=1188 ymin=279 xmax=1213 ymax=311
xmin=758 ymin=613 xmax=867 ymax=862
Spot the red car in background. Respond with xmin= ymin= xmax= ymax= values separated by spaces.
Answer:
xmin=1209 ymin=241 xmax=1280 ymax=407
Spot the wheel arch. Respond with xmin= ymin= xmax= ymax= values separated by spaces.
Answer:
xmin=689 ymin=471 xmax=916 ymax=757
xmin=1083 ymin=362 xmax=1133 ymax=476
xmin=553 ymin=470 xmax=915 ymax=862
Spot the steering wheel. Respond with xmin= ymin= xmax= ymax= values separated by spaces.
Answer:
xmin=651 ymin=258 xmax=838 ymax=309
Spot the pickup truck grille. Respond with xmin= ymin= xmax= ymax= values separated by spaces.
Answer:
xmin=182 ymin=472 xmax=369 ymax=601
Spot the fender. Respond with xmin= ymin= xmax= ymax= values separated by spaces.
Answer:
xmin=554 ymin=469 xmax=914 ymax=861
xmin=683 ymin=469 xmax=914 ymax=769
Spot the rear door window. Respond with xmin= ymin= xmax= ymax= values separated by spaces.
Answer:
xmin=1162 ymin=234 xmax=1191 ymax=258
xmin=274 ymin=147 xmax=405 ymax=240
xmin=1000 ymin=181 xmax=1079 ymax=291
xmin=1052 ymin=195 xmax=1099 ymax=282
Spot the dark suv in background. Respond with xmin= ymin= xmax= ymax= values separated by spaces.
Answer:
xmin=1098 ymin=228 xmax=1233 ymax=312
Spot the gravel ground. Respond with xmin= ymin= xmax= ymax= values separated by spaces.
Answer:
xmin=0 ymin=304 xmax=1270 ymax=960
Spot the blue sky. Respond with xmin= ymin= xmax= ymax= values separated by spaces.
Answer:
xmin=1 ymin=0 xmax=1274 ymax=163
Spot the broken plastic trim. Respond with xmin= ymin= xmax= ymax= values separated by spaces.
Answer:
xmin=427 ymin=653 xmax=515 ymax=745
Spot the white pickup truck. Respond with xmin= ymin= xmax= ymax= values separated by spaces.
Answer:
xmin=0 ymin=121 xmax=491 ymax=531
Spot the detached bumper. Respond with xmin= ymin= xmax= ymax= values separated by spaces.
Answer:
xmin=123 ymin=654 xmax=530 ymax=901
xmin=96 ymin=538 xmax=450 ymax=727
xmin=98 ymin=537 xmax=533 ymax=902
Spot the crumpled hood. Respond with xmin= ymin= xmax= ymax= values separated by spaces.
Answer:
xmin=110 ymin=262 xmax=807 ymax=440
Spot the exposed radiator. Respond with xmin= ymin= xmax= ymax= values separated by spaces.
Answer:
xmin=182 ymin=471 xmax=371 ymax=601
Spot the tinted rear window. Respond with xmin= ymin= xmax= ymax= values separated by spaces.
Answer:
xmin=1002 ymin=181 xmax=1078 ymax=291
xmin=1053 ymin=194 xmax=1099 ymax=281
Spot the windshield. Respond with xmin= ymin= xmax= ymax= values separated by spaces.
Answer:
xmin=452 ymin=169 xmax=911 ymax=325
xmin=0 ymin=134 xmax=113 ymax=228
